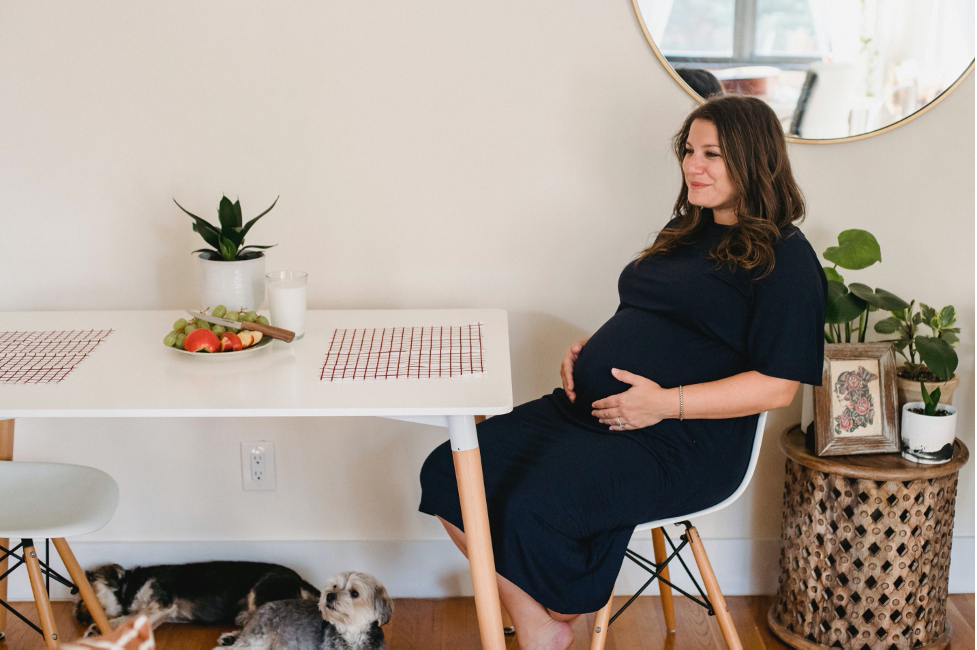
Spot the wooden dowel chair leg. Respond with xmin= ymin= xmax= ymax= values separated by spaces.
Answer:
xmin=652 ymin=527 xmax=677 ymax=632
xmin=0 ymin=418 xmax=14 ymax=640
xmin=685 ymin=526 xmax=742 ymax=650
xmin=589 ymin=590 xmax=614 ymax=650
xmin=52 ymin=538 xmax=113 ymax=636
xmin=22 ymin=540 xmax=59 ymax=649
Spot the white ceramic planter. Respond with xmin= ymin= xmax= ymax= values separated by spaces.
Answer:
xmin=900 ymin=401 xmax=957 ymax=464
xmin=198 ymin=253 xmax=266 ymax=312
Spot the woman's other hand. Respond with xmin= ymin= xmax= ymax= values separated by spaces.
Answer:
xmin=591 ymin=368 xmax=671 ymax=430
xmin=560 ymin=338 xmax=589 ymax=402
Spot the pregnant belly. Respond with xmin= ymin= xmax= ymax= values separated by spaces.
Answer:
xmin=570 ymin=308 xmax=745 ymax=415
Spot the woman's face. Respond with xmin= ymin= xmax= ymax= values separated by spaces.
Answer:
xmin=682 ymin=119 xmax=737 ymax=219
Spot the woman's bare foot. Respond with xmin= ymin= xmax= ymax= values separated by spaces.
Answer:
xmin=519 ymin=618 xmax=574 ymax=650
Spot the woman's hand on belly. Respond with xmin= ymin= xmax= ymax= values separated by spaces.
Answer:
xmin=560 ymin=337 xmax=590 ymax=402
xmin=591 ymin=368 xmax=676 ymax=430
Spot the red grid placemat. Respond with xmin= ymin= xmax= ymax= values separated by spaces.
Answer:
xmin=0 ymin=329 xmax=113 ymax=384
xmin=320 ymin=324 xmax=485 ymax=381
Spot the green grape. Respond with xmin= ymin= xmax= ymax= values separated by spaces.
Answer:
xmin=212 ymin=305 xmax=227 ymax=318
xmin=225 ymin=311 xmax=240 ymax=322
xmin=256 ymin=315 xmax=270 ymax=326
xmin=172 ymin=318 xmax=188 ymax=331
xmin=244 ymin=311 xmax=258 ymax=323
xmin=228 ymin=326 xmax=241 ymax=333
xmin=175 ymin=332 xmax=186 ymax=348
xmin=211 ymin=324 xmax=226 ymax=336
xmin=183 ymin=324 xmax=197 ymax=335
xmin=195 ymin=321 xmax=211 ymax=331
xmin=163 ymin=331 xmax=178 ymax=347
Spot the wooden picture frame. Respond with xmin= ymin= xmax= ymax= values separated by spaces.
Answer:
xmin=814 ymin=343 xmax=899 ymax=456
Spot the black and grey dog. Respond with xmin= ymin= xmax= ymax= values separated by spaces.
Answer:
xmin=76 ymin=561 xmax=320 ymax=636
xmin=217 ymin=571 xmax=392 ymax=649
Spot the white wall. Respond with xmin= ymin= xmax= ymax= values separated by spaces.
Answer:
xmin=1 ymin=1 xmax=973 ymax=598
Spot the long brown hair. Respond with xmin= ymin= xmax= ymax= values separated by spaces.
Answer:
xmin=638 ymin=95 xmax=805 ymax=279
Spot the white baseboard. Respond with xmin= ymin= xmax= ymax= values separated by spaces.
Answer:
xmin=4 ymin=536 xmax=973 ymax=602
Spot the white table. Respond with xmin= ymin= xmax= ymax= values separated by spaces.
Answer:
xmin=0 ymin=309 xmax=513 ymax=649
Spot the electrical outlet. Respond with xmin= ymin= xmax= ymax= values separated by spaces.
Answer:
xmin=241 ymin=441 xmax=276 ymax=491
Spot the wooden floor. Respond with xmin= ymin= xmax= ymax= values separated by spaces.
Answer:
xmin=0 ymin=595 xmax=973 ymax=649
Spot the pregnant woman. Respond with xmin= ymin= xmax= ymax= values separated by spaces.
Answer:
xmin=419 ymin=95 xmax=827 ymax=650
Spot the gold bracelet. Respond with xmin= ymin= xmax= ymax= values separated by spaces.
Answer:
xmin=679 ymin=385 xmax=684 ymax=421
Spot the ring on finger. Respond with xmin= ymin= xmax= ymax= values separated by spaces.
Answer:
xmin=616 ymin=416 xmax=623 ymax=427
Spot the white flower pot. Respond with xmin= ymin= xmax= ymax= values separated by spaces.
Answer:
xmin=900 ymin=401 xmax=957 ymax=464
xmin=198 ymin=253 xmax=266 ymax=312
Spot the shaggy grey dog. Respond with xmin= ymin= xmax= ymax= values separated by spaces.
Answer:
xmin=216 ymin=571 xmax=392 ymax=650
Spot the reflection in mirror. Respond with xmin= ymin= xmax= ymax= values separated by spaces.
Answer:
xmin=635 ymin=0 xmax=974 ymax=141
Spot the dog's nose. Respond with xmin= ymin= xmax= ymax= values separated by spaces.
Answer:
xmin=326 ymin=592 xmax=336 ymax=603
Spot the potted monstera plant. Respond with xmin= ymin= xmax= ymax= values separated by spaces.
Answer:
xmin=175 ymin=195 xmax=278 ymax=311
xmin=801 ymin=230 xmax=908 ymax=440
xmin=878 ymin=303 xmax=960 ymax=464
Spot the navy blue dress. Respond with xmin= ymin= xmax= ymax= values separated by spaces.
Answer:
xmin=419 ymin=219 xmax=827 ymax=614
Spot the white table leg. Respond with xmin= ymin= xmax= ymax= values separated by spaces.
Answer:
xmin=446 ymin=415 xmax=505 ymax=650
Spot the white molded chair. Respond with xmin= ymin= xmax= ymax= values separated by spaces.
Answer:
xmin=0 ymin=461 xmax=119 ymax=648
xmin=590 ymin=411 xmax=769 ymax=650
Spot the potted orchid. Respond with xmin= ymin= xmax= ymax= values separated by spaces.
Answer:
xmin=175 ymin=195 xmax=278 ymax=311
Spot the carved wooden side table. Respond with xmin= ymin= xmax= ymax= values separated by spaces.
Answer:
xmin=768 ymin=426 xmax=969 ymax=649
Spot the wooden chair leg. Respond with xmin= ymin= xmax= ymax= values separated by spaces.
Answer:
xmin=685 ymin=526 xmax=742 ymax=650
xmin=22 ymin=540 xmax=60 ymax=649
xmin=589 ymin=590 xmax=614 ymax=650
xmin=652 ymin=527 xmax=677 ymax=632
xmin=52 ymin=538 xmax=113 ymax=636
xmin=0 ymin=419 xmax=14 ymax=640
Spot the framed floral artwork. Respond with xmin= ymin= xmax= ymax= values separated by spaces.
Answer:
xmin=813 ymin=343 xmax=899 ymax=456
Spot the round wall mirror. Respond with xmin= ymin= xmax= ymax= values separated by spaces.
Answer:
xmin=633 ymin=0 xmax=975 ymax=143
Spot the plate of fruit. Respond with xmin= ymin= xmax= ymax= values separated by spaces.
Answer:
xmin=163 ymin=306 xmax=274 ymax=358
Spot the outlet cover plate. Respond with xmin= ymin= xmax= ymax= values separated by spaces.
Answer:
xmin=241 ymin=440 xmax=276 ymax=491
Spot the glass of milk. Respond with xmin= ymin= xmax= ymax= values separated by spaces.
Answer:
xmin=265 ymin=271 xmax=308 ymax=338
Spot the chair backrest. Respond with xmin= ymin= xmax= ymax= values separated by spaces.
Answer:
xmin=634 ymin=411 xmax=768 ymax=532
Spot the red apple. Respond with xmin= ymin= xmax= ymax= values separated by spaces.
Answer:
xmin=183 ymin=328 xmax=221 ymax=353
xmin=237 ymin=331 xmax=255 ymax=348
xmin=220 ymin=331 xmax=243 ymax=352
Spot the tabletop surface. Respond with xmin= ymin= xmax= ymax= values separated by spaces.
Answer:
xmin=780 ymin=425 xmax=969 ymax=480
xmin=0 ymin=309 xmax=513 ymax=418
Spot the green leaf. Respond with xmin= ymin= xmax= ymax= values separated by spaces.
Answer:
xmin=941 ymin=331 xmax=959 ymax=346
xmin=916 ymin=336 xmax=958 ymax=381
xmin=233 ymin=199 xmax=243 ymax=228
xmin=175 ymin=199 xmax=222 ymax=250
xmin=239 ymin=196 xmax=279 ymax=242
xmin=238 ymin=244 xmax=277 ymax=253
xmin=874 ymin=317 xmax=902 ymax=334
xmin=873 ymin=289 xmax=908 ymax=310
xmin=218 ymin=235 xmax=238 ymax=261
xmin=912 ymin=312 xmax=923 ymax=325
xmin=939 ymin=306 xmax=956 ymax=327
xmin=920 ymin=303 xmax=936 ymax=323
xmin=921 ymin=382 xmax=940 ymax=415
xmin=825 ymin=281 xmax=867 ymax=324
xmin=190 ymin=248 xmax=220 ymax=258
xmin=822 ymin=230 xmax=881 ymax=270
xmin=823 ymin=267 xmax=844 ymax=283
xmin=218 ymin=196 xmax=241 ymax=233
xmin=848 ymin=283 xmax=886 ymax=308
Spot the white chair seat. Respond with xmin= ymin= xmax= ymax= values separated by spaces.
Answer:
xmin=0 ymin=461 xmax=119 ymax=539
xmin=635 ymin=411 xmax=768 ymax=533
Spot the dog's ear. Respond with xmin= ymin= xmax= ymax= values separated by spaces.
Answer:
xmin=371 ymin=581 xmax=393 ymax=626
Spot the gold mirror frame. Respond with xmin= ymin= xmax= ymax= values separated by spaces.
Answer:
xmin=632 ymin=0 xmax=975 ymax=144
